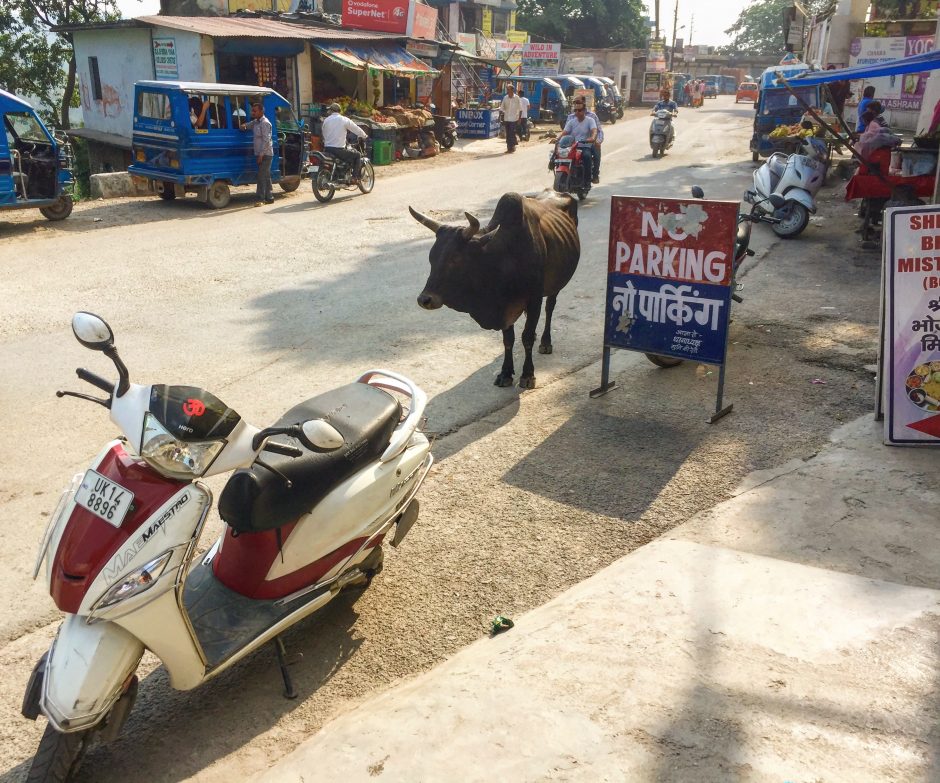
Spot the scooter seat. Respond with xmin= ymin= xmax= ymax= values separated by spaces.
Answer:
xmin=218 ymin=383 xmax=401 ymax=533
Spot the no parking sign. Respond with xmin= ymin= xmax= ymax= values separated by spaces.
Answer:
xmin=591 ymin=196 xmax=739 ymax=421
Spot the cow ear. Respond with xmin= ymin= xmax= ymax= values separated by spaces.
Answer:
xmin=473 ymin=225 xmax=503 ymax=252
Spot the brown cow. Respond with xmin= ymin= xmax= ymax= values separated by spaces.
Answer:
xmin=410 ymin=189 xmax=580 ymax=388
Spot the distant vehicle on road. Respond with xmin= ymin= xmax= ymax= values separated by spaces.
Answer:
xmin=702 ymin=77 xmax=720 ymax=98
xmin=0 ymin=89 xmax=74 ymax=221
xmin=736 ymin=82 xmax=759 ymax=103
xmin=128 ymin=81 xmax=306 ymax=209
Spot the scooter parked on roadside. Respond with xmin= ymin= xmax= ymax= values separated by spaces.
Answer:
xmin=744 ymin=136 xmax=827 ymax=238
xmin=645 ymin=187 xmax=786 ymax=368
xmin=22 ymin=313 xmax=432 ymax=782
xmin=649 ymin=109 xmax=677 ymax=158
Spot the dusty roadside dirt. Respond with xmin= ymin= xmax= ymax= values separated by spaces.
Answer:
xmin=0 ymin=157 xmax=886 ymax=782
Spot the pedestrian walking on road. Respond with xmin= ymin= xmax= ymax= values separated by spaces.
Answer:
xmin=500 ymin=84 xmax=524 ymax=154
xmin=241 ymin=102 xmax=274 ymax=205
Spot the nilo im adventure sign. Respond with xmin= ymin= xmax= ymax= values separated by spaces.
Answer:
xmin=591 ymin=196 xmax=739 ymax=422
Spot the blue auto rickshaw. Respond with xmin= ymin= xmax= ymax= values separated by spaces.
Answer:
xmin=0 ymin=89 xmax=74 ymax=221
xmin=128 ymin=81 xmax=307 ymax=209
xmin=560 ymin=75 xmax=610 ymax=104
xmin=750 ymin=64 xmax=822 ymax=161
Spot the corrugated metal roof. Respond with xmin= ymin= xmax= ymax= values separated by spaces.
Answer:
xmin=137 ymin=15 xmax=404 ymax=41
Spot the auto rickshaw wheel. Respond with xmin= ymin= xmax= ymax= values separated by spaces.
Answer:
xmin=279 ymin=176 xmax=301 ymax=193
xmin=206 ymin=182 xmax=231 ymax=209
xmin=39 ymin=195 xmax=73 ymax=222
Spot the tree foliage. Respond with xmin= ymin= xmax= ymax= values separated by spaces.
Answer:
xmin=722 ymin=0 xmax=833 ymax=58
xmin=0 ymin=8 xmax=67 ymax=124
xmin=13 ymin=0 xmax=121 ymax=128
xmin=516 ymin=0 xmax=648 ymax=49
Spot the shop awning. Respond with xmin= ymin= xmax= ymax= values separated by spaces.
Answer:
xmin=314 ymin=43 xmax=440 ymax=77
xmin=451 ymin=50 xmax=512 ymax=73
xmin=786 ymin=49 xmax=940 ymax=86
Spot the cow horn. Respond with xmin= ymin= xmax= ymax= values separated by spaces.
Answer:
xmin=409 ymin=206 xmax=441 ymax=233
xmin=462 ymin=212 xmax=480 ymax=240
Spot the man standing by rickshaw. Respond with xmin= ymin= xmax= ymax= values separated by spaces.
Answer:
xmin=241 ymin=102 xmax=274 ymax=205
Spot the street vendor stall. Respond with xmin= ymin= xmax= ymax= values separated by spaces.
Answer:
xmin=784 ymin=50 xmax=940 ymax=238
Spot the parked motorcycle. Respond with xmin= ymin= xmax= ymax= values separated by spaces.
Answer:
xmin=645 ymin=187 xmax=786 ymax=368
xmin=550 ymin=135 xmax=593 ymax=201
xmin=649 ymin=109 xmax=676 ymax=158
xmin=309 ymin=137 xmax=375 ymax=203
xmin=744 ymin=137 xmax=827 ymax=238
xmin=433 ymin=115 xmax=458 ymax=149
xmin=596 ymin=98 xmax=617 ymax=125
xmin=21 ymin=312 xmax=432 ymax=781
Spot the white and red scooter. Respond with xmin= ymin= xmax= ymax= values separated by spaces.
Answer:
xmin=21 ymin=312 xmax=432 ymax=782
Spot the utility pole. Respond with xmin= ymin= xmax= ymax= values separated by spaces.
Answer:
xmin=654 ymin=0 xmax=660 ymax=41
xmin=669 ymin=0 xmax=679 ymax=71
xmin=688 ymin=14 xmax=694 ymax=47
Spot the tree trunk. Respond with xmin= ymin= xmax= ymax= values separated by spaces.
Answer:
xmin=61 ymin=52 xmax=76 ymax=130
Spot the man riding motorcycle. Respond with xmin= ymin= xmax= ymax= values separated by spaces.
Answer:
xmin=653 ymin=90 xmax=678 ymax=115
xmin=559 ymin=98 xmax=601 ymax=183
xmin=322 ymin=102 xmax=368 ymax=180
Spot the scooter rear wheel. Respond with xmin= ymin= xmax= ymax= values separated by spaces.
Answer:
xmin=27 ymin=724 xmax=91 ymax=783
xmin=440 ymin=133 xmax=455 ymax=149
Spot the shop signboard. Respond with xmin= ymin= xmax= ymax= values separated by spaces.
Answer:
xmin=562 ymin=54 xmax=594 ymax=74
xmin=642 ymin=71 xmax=664 ymax=102
xmin=482 ymin=7 xmax=493 ymax=36
xmin=456 ymin=33 xmax=477 ymax=54
xmin=455 ymin=108 xmax=501 ymax=138
xmin=521 ymin=42 xmax=560 ymax=76
xmin=496 ymin=40 xmax=524 ymax=74
xmin=848 ymin=35 xmax=934 ymax=111
xmin=153 ymin=37 xmax=179 ymax=80
xmin=880 ymin=206 xmax=940 ymax=445
xmin=647 ymin=40 xmax=666 ymax=72
xmin=342 ymin=0 xmax=410 ymax=34
xmin=507 ymin=28 xmax=528 ymax=45
xmin=590 ymin=196 xmax=738 ymax=420
xmin=407 ymin=1 xmax=438 ymax=40
xmin=407 ymin=40 xmax=439 ymax=58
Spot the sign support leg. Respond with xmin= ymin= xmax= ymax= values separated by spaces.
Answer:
xmin=589 ymin=346 xmax=618 ymax=398
xmin=707 ymin=362 xmax=733 ymax=423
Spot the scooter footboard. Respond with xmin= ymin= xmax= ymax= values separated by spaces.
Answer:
xmin=41 ymin=615 xmax=144 ymax=733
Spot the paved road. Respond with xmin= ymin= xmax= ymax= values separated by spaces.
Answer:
xmin=0 ymin=98 xmax=882 ymax=781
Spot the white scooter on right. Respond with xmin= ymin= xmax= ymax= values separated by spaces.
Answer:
xmin=745 ymin=137 xmax=827 ymax=238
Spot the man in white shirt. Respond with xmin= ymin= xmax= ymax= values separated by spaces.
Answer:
xmin=499 ymin=84 xmax=524 ymax=153
xmin=322 ymin=103 xmax=368 ymax=179
xmin=518 ymin=88 xmax=531 ymax=137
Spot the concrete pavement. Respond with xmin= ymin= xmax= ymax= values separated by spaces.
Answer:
xmin=260 ymin=414 xmax=940 ymax=783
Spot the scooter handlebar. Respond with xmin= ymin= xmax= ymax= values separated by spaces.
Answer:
xmin=77 ymin=368 xmax=114 ymax=394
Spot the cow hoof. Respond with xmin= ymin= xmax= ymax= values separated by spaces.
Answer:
xmin=519 ymin=376 xmax=536 ymax=389
xmin=538 ymin=344 xmax=553 ymax=354
xmin=494 ymin=374 xmax=515 ymax=387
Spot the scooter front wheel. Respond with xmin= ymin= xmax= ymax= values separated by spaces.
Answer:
xmin=27 ymin=724 xmax=91 ymax=783
xmin=772 ymin=202 xmax=810 ymax=238
xmin=553 ymin=171 xmax=569 ymax=193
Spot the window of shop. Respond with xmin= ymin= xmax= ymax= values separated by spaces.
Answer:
xmin=493 ymin=10 xmax=509 ymax=35
xmin=459 ymin=5 xmax=480 ymax=33
xmin=217 ymin=53 xmax=297 ymax=106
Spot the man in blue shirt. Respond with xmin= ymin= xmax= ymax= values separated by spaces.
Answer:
xmin=856 ymin=85 xmax=876 ymax=132
xmin=653 ymin=90 xmax=678 ymax=114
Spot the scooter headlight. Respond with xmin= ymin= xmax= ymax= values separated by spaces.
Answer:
xmin=140 ymin=413 xmax=225 ymax=479
xmin=93 ymin=550 xmax=172 ymax=610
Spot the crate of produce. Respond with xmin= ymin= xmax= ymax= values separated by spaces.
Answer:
xmin=371 ymin=140 xmax=394 ymax=165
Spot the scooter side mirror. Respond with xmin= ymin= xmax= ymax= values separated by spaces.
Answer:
xmin=300 ymin=419 xmax=344 ymax=451
xmin=72 ymin=312 xmax=114 ymax=351
xmin=691 ymin=186 xmax=705 ymax=199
